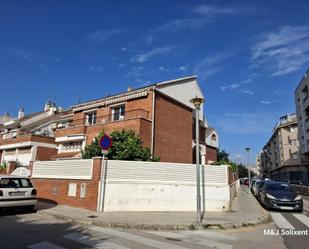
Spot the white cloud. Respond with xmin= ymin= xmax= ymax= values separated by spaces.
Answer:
xmin=87 ymin=29 xmax=122 ymax=42
xmin=178 ymin=65 xmax=187 ymax=71
xmin=260 ymin=100 xmax=276 ymax=105
xmin=220 ymin=83 xmax=240 ymax=91
xmin=125 ymin=66 xmax=144 ymax=78
xmin=87 ymin=65 xmax=103 ymax=72
xmin=118 ymin=63 xmax=126 ymax=68
xmin=192 ymin=5 xmax=239 ymax=16
xmin=8 ymin=48 xmax=33 ymax=64
xmin=251 ymin=26 xmax=309 ymax=76
xmin=193 ymin=52 xmax=235 ymax=79
xmin=120 ymin=47 xmax=127 ymax=51
xmin=240 ymin=89 xmax=254 ymax=95
xmin=39 ymin=63 xmax=48 ymax=71
xmin=214 ymin=111 xmax=277 ymax=134
xmin=131 ymin=45 xmax=175 ymax=63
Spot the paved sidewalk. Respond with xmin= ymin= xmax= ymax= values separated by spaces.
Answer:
xmin=36 ymin=186 xmax=271 ymax=230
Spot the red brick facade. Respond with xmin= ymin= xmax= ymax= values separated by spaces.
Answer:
xmin=206 ymin=146 xmax=218 ymax=164
xmin=153 ymin=92 xmax=193 ymax=163
xmin=36 ymin=146 xmax=58 ymax=161
xmin=30 ymin=158 xmax=102 ymax=211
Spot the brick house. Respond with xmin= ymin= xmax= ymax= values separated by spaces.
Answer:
xmin=0 ymin=76 xmax=217 ymax=165
xmin=205 ymin=127 xmax=219 ymax=164
xmin=0 ymin=103 xmax=71 ymax=166
xmin=53 ymin=76 xmax=216 ymax=164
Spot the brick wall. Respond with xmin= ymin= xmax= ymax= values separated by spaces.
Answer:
xmin=73 ymin=111 xmax=84 ymax=126
xmin=36 ymin=146 xmax=58 ymax=161
xmin=154 ymin=92 xmax=193 ymax=163
xmin=0 ymin=134 xmax=55 ymax=146
xmin=55 ymin=126 xmax=87 ymax=137
xmin=126 ymin=92 xmax=153 ymax=118
xmin=86 ymin=119 xmax=145 ymax=145
xmin=30 ymin=158 xmax=102 ymax=211
xmin=206 ymin=146 xmax=218 ymax=164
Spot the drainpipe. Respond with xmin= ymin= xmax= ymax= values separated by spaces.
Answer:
xmin=151 ymin=87 xmax=156 ymax=157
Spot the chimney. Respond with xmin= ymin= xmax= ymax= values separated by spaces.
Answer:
xmin=18 ymin=107 xmax=25 ymax=120
xmin=44 ymin=101 xmax=51 ymax=112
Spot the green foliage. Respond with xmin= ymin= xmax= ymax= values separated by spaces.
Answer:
xmin=0 ymin=162 xmax=7 ymax=170
xmin=237 ymin=164 xmax=249 ymax=178
xmin=81 ymin=130 xmax=105 ymax=159
xmin=108 ymin=130 xmax=153 ymax=161
xmin=217 ymin=149 xmax=229 ymax=162
xmin=81 ymin=129 xmax=156 ymax=161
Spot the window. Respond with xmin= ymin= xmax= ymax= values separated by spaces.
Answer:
xmin=211 ymin=134 xmax=217 ymax=141
xmin=86 ymin=112 xmax=96 ymax=125
xmin=112 ymin=105 xmax=125 ymax=121
xmin=292 ymin=153 xmax=298 ymax=160
xmin=62 ymin=141 xmax=83 ymax=151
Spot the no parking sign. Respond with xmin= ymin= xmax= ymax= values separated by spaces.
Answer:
xmin=99 ymin=134 xmax=112 ymax=155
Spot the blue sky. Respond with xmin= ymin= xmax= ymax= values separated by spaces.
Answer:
xmin=1 ymin=0 xmax=309 ymax=165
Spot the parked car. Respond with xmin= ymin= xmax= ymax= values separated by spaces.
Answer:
xmin=259 ymin=181 xmax=303 ymax=212
xmin=256 ymin=180 xmax=266 ymax=201
xmin=251 ymin=179 xmax=261 ymax=196
xmin=250 ymin=179 xmax=258 ymax=193
xmin=0 ymin=175 xmax=37 ymax=211
xmin=244 ymin=178 xmax=249 ymax=186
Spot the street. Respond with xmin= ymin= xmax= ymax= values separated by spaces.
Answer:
xmin=0 ymin=196 xmax=308 ymax=249
xmin=0 ymin=208 xmax=292 ymax=249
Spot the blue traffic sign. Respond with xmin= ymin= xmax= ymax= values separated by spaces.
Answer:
xmin=99 ymin=134 xmax=112 ymax=150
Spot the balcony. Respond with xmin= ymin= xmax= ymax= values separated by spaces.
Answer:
xmin=55 ymin=109 xmax=150 ymax=136
xmin=0 ymin=134 xmax=55 ymax=147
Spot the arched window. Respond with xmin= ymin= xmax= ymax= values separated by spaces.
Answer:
xmin=212 ymin=134 xmax=217 ymax=141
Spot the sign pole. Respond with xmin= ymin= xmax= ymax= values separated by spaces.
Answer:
xmin=98 ymin=134 xmax=112 ymax=212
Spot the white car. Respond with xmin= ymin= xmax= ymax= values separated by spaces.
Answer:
xmin=0 ymin=175 xmax=37 ymax=210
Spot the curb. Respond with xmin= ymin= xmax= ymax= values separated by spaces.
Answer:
xmin=38 ymin=208 xmax=272 ymax=231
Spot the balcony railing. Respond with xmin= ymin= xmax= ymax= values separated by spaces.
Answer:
xmin=61 ymin=109 xmax=150 ymax=128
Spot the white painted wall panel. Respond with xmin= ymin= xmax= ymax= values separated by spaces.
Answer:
xmin=32 ymin=159 xmax=93 ymax=180
xmin=105 ymin=160 xmax=228 ymax=186
xmin=102 ymin=160 xmax=231 ymax=211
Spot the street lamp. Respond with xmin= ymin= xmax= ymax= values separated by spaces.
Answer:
xmin=190 ymin=96 xmax=204 ymax=223
xmin=245 ymin=147 xmax=251 ymax=187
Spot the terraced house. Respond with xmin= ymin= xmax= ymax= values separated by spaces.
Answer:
xmin=0 ymin=76 xmax=218 ymax=165
xmin=0 ymin=103 xmax=71 ymax=166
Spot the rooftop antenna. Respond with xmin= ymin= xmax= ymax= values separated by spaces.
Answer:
xmin=76 ymin=94 xmax=82 ymax=104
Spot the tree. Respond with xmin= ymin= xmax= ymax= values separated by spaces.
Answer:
xmin=81 ymin=130 xmax=104 ymax=159
xmin=217 ymin=149 xmax=229 ymax=162
xmin=237 ymin=164 xmax=249 ymax=178
xmin=81 ymin=129 xmax=158 ymax=161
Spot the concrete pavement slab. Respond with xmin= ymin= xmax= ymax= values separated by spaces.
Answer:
xmin=36 ymin=186 xmax=270 ymax=230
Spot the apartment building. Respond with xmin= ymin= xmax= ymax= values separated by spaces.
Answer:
xmin=295 ymin=69 xmax=309 ymax=160
xmin=53 ymin=76 xmax=215 ymax=164
xmin=0 ymin=102 xmax=71 ymax=166
xmin=260 ymin=114 xmax=308 ymax=184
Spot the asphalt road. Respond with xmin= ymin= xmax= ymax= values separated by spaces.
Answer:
xmin=0 ymin=208 xmax=287 ymax=249
xmin=257 ymin=195 xmax=309 ymax=249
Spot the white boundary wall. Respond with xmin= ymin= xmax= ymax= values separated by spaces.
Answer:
xmin=32 ymin=159 xmax=93 ymax=180
xmin=102 ymin=160 xmax=232 ymax=212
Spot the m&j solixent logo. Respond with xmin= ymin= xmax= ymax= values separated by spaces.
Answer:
xmin=264 ymin=229 xmax=309 ymax=236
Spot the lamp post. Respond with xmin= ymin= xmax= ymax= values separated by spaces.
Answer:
xmin=245 ymin=147 xmax=251 ymax=187
xmin=190 ymin=96 xmax=204 ymax=223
